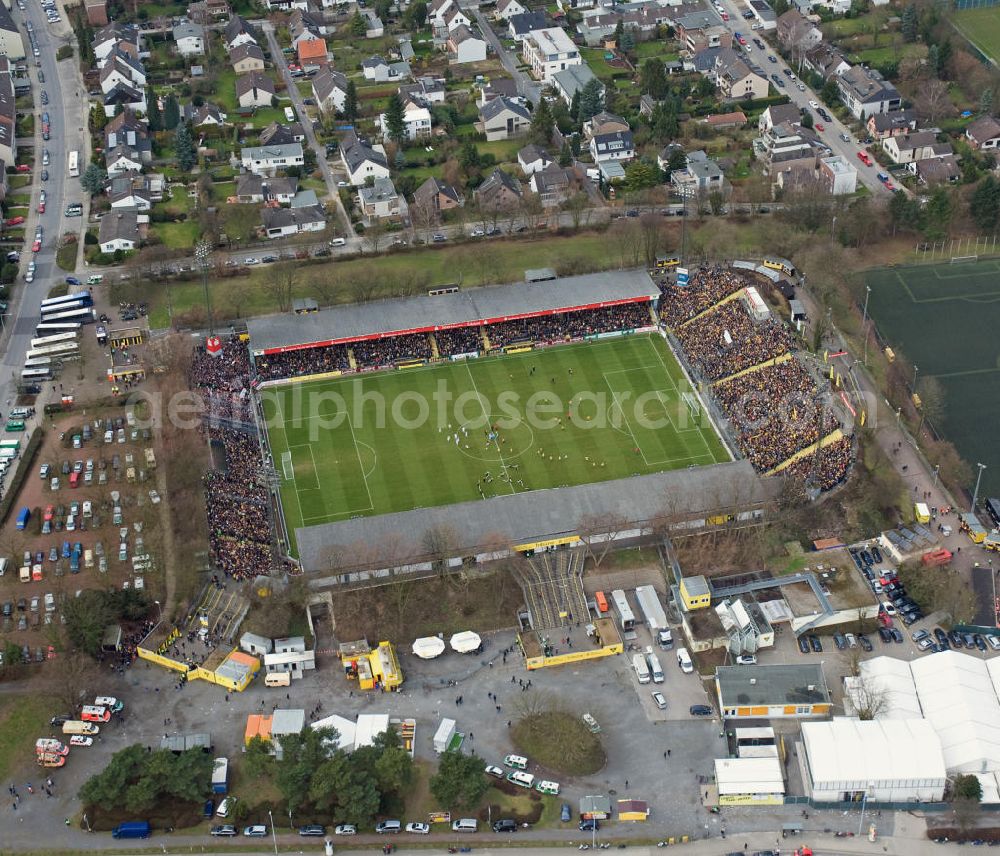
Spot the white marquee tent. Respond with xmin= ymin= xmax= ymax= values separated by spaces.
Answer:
xmin=450 ymin=631 xmax=481 ymax=653
xmin=412 ymin=636 xmax=446 ymax=659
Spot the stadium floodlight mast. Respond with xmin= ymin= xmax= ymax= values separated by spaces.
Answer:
xmin=861 ymin=285 xmax=871 ymax=366
xmin=195 ymin=240 xmax=215 ymax=336
xmin=972 ymin=463 xmax=987 ymax=514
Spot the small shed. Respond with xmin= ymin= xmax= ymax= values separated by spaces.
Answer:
xmin=616 ymin=799 xmax=649 ymax=821
xmin=580 ymin=794 xmax=612 ymax=819
xmin=240 ymin=631 xmax=273 ymax=656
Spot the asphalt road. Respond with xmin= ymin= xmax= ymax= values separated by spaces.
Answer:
xmin=715 ymin=0 xmax=894 ymax=198
xmin=0 ymin=0 xmax=84 ymax=414
xmin=469 ymin=6 xmax=541 ymax=105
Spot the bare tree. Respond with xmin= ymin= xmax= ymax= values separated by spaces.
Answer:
xmin=422 ymin=523 xmax=460 ymax=575
xmin=365 ymin=216 xmax=388 ymax=253
xmin=262 ymin=261 xmax=299 ymax=313
xmin=577 ymin=512 xmax=630 ymax=568
xmin=565 ymin=191 xmax=589 ymax=231
xmin=44 ymin=652 xmax=102 ymax=716
xmin=913 ymin=78 xmax=954 ymax=123
xmin=638 ymin=213 xmax=663 ymax=266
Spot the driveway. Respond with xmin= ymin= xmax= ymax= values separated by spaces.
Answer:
xmin=469 ymin=7 xmax=541 ymax=104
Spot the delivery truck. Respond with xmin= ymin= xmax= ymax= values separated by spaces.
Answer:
xmin=212 ymin=757 xmax=229 ymax=794
xmin=112 ymin=821 xmax=151 ymax=839
xmin=632 ymin=652 xmax=650 ymax=684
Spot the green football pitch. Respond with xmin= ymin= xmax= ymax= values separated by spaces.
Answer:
xmin=260 ymin=334 xmax=730 ymax=553
xmin=866 ymin=257 xmax=1000 ymax=498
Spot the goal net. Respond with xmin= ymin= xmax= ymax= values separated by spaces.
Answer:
xmin=280 ymin=450 xmax=293 ymax=481
xmin=950 ymin=255 xmax=978 ymax=265
xmin=682 ymin=391 xmax=701 ymax=423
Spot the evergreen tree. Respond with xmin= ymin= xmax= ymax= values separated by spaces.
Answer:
xmin=80 ymin=163 xmax=106 ymax=196
xmin=147 ymin=89 xmax=162 ymax=132
xmin=613 ymin=19 xmax=624 ymax=45
xmin=529 ymin=97 xmax=554 ymax=147
xmin=569 ymin=90 xmax=580 ymax=122
xmin=620 ymin=28 xmax=635 ymax=53
xmin=163 ymin=95 xmax=181 ymax=130
xmin=350 ymin=11 xmax=367 ymax=36
xmin=384 ymin=93 xmax=406 ymax=144
xmin=640 ymin=58 xmax=667 ymax=99
xmin=922 ymin=186 xmax=953 ymax=241
xmin=577 ymin=78 xmax=604 ymax=123
xmin=901 ymin=4 xmax=918 ymax=43
xmin=175 ymin=124 xmax=196 ymax=172
xmin=928 ymin=44 xmax=941 ymax=79
xmin=651 ymin=102 xmax=679 ymax=142
xmin=970 ymin=175 xmax=1000 ymax=231
xmin=888 ymin=190 xmax=922 ymax=232
xmin=979 ymin=87 xmax=994 ymax=115
xmin=800 ymin=110 xmax=813 ymax=129
xmin=820 ymin=78 xmax=840 ymax=105
xmin=344 ymin=81 xmax=358 ymax=122
xmin=772 ymin=0 xmax=789 ymax=14
xmin=559 ymin=141 xmax=572 ymax=167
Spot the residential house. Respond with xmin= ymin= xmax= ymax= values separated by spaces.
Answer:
xmin=188 ymin=0 xmax=230 ymax=24
xmin=379 ymin=99 xmax=432 ymax=141
xmin=362 ymin=55 xmax=411 ymax=82
xmin=412 ymin=176 xmax=463 ymax=216
xmin=689 ymin=46 xmax=723 ymax=75
xmin=99 ymin=50 xmax=147 ymax=95
xmin=866 ymin=109 xmax=917 ymax=141
xmin=657 ymin=142 xmax=684 ymax=171
xmin=441 ymin=5 xmax=472 ymax=32
xmin=837 ymin=66 xmax=900 ymax=120
xmin=105 ymin=145 xmax=145 ymax=178
xmin=236 ymin=72 xmax=275 ymax=108
xmin=448 ymin=25 xmax=487 ymax=64
xmin=264 ymin=0 xmax=309 ymax=11
xmin=704 ymin=111 xmax=747 ymax=129
xmin=223 ymin=16 xmax=256 ymax=52
xmin=260 ymin=122 xmax=304 ymax=145
xmin=819 ymin=155 xmax=857 ymax=195
xmin=359 ymin=177 xmax=407 ymax=221
xmin=104 ymin=109 xmax=148 ymax=153
xmin=521 ymin=27 xmax=581 ymax=82
xmin=184 ymin=102 xmax=227 ymax=126
xmin=670 ymin=150 xmax=725 ymax=197
xmin=98 ymin=208 xmax=145 ymax=253
xmin=290 ymin=189 xmax=319 ymax=208
xmin=103 ymin=83 xmax=147 ymax=118
xmin=364 ymin=11 xmax=384 ymax=37
xmin=912 ymin=154 xmax=960 ymax=185
xmin=557 ymin=0 xmax=596 ymax=10
xmin=584 ymin=111 xmax=629 ymax=139
xmin=230 ymin=43 xmax=266 ymax=74
xmin=676 ymin=11 xmax=732 ymax=53
xmin=298 ymin=37 xmax=328 ymax=67
xmin=428 ymin=0 xmax=458 ymax=27
xmin=262 ymin=205 xmax=326 ymax=238
xmin=966 ymin=115 xmax=1000 ymax=151
xmin=756 ymin=121 xmax=815 ymax=172
xmin=85 ymin=0 xmax=109 ymax=26
xmin=639 ymin=95 xmax=660 ymax=118
xmin=551 ymin=64 xmax=603 ymax=107
xmin=479 ymin=96 xmax=531 ymax=141
xmin=714 ymin=51 xmax=768 ymax=101
xmin=240 ymin=143 xmax=304 ymax=175
xmin=172 ymin=21 xmax=205 ymax=56
xmin=495 ymin=0 xmax=528 ymax=20
xmin=0 ymin=75 xmax=15 ymax=168
xmin=235 ymin=173 xmax=298 ymax=203
xmin=590 ymin=130 xmax=634 ymax=163
xmin=313 ymin=68 xmax=349 ymax=116
xmin=576 ymin=6 xmax=668 ymax=47
xmin=398 ymin=39 xmax=415 ymax=62
xmin=802 ymin=43 xmax=849 ymax=80
xmin=340 ymin=132 xmax=390 ymax=186
xmin=93 ymin=22 xmax=140 ymax=64
xmin=775 ymin=10 xmax=821 ymax=51
xmin=399 ymin=76 xmax=446 ymax=107
xmin=289 ymin=9 xmax=329 ymax=38
xmin=759 ymin=102 xmax=801 ymax=133
xmin=476 ymin=167 xmax=523 ymax=211
xmin=109 ymin=180 xmax=152 ymax=211
xmin=882 ymin=131 xmax=941 ymax=165
xmin=478 ymin=78 xmax=521 ymax=106
xmin=529 ymin=164 xmax=572 ymax=207
xmin=518 ymin=143 xmax=552 ymax=175
xmin=509 ymin=11 xmax=547 ymax=41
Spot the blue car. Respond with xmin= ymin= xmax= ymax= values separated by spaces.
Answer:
xmin=65 ymin=276 xmax=81 ymax=286
xmin=61 ymin=540 xmax=70 ymax=558
xmin=73 ymin=542 xmax=82 ymax=556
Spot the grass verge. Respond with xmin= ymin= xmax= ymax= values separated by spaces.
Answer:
xmin=511 ymin=711 xmax=605 ymax=776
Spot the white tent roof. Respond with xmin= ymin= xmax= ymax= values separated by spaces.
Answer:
xmin=975 ymin=772 xmax=1000 ymax=805
xmin=844 ymin=657 xmax=922 ymax=719
xmin=412 ymin=636 xmax=446 ymax=659
xmin=449 ymin=630 xmax=481 ymax=653
xmin=714 ymin=757 xmax=784 ymax=795
xmin=311 ymin=714 xmax=356 ymax=751
xmin=911 ymin=651 xmax=1000 ymax=773
xmin=802 ymin=719 xmax=946 ymax=788
xmin=354 ymin=713 xmax=390 ymax=749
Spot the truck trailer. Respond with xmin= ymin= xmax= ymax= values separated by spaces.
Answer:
xmin=212 ymin=757 xmax=229 ymax=794
xmin=634 ymin=585 xmax=668 ymax=633
xmin=433 ymin=718 xmax=457 ymax=753
xmin=632 ymin=653 xmax=650 ymax=684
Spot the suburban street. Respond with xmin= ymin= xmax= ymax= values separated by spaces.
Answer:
xmin=715 ymin=0 xmax=894 ymax=197
xmin=469 ymin=6 xmax=541 ymax=105
xmin=0 ymin=0 xmax=86 ymax=414
xmin=260 ymin=21 xmax=356 ymax=240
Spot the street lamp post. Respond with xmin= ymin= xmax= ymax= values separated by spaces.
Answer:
xmin=861 ymin=285 xmax=871 ymax=365
xmin=972 ymin=463 xmax=987 ymax=514
xmin=195 ymin=240 xmax=214 ymax=336
xmin=912 ymin=364 xmax=919 ymax=393
xmin=268 ymin=809 xmax=278 ymax=856
xmin=932 ymin=464 xmax=940 ymax=490
xmin=153 ymin=600 xmax=162 ymax=623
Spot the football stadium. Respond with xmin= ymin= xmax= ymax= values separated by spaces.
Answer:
xmin=192 ymin=263 xmax=853 ymax=576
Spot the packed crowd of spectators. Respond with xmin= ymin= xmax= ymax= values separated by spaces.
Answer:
xmin=353 ymin=332 xmax=433 ymax=368
xmin=204 ymin=427 xmax=273 ymax=579
xmin=715 ymin=361 xmax=838 ymax=473
xmin=254 ymin=343 xmax=351 ymax=381
xmin=657 ymin=266 xmax=748 ymax=328
xmin=435 ymin=325 xmax=485 ymax=357
xmin=190 ymin=339 xmax=254 ymax=422
xmin=98 ymin=618 xmax=158 ymax=672
xmin=487 ymin=303 xmax=651 ymax=349
xmin=676 ymin=300 xmax=792 ymax=382
xmin=783 ymin=436 xmax=853 ymax=491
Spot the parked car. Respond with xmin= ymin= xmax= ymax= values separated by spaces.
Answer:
xmin=689 ymin=704 xmax=713 ymax=716
xmin=808 ymin=634 xmax=822 ymax=652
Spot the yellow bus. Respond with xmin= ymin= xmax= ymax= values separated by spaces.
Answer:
xmin=654 ymin=255 xmax=681 ymax=269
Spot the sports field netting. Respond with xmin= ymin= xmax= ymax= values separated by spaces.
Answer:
xmin=866 ymin=258 xmax=1000 ymax=497
xmin=260 ymin=335 xmax=730 ymax=554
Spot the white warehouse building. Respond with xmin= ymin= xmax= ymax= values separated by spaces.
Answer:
xmin=801 ymin=719 xmax=947 ymax=803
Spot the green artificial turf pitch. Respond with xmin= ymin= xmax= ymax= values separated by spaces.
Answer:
xmin=866 ymin=257 xmax=1000 ymax=498
xmin=261 ymin=334 xmax=730 ymax=553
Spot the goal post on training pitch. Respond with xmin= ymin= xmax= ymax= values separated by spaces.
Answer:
xmin=281 ymin=450 xmax=293 ymax=480
xmin=950 ymin=255 xmax=978 ymax=265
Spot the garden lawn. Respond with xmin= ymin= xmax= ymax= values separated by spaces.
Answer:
xmin=0 ymin=695 xmax=57 ymax=783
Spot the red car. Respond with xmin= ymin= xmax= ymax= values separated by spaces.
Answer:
xmin=15 ymin=164 xmax=29 ymax=173
xmin=43 ymin=505 xmax=54 ymax=522
xmin=37 ymin=201 xmax=45 ymax=214
xmin=5 ymin=216 xmax=24 ymax=226
xmin=885 ymin=180 xmax=895 ymax=190
xmin=814 ymin=123 xmax=825 ymax=132
xmin=857 ymin=151 xmax=872 ymax=166
xmin=32 ymin=239 xmax=41 ymax=252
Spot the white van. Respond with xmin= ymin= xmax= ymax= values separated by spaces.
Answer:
xmin=676 ymin=647 xmax=694 ymax=674
xmin=284 ymin=106 xmax=296 ymax=122
xmin=216 ymin=796 xmax=236 ymax=817
xmin=0 ymin=557 xmax=8 ymax=577
xmin=451 ymin=819 xmax=478 ymax=833
xmin=536 ymin=780 xmax=560 ymax=795
xmin=503 ymin=754 xmax=528 ymax=770
xmin=507 ymin=770 xmax=535 ymax=789
xmin=265 ymin=672 xmax=291 ymax=687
